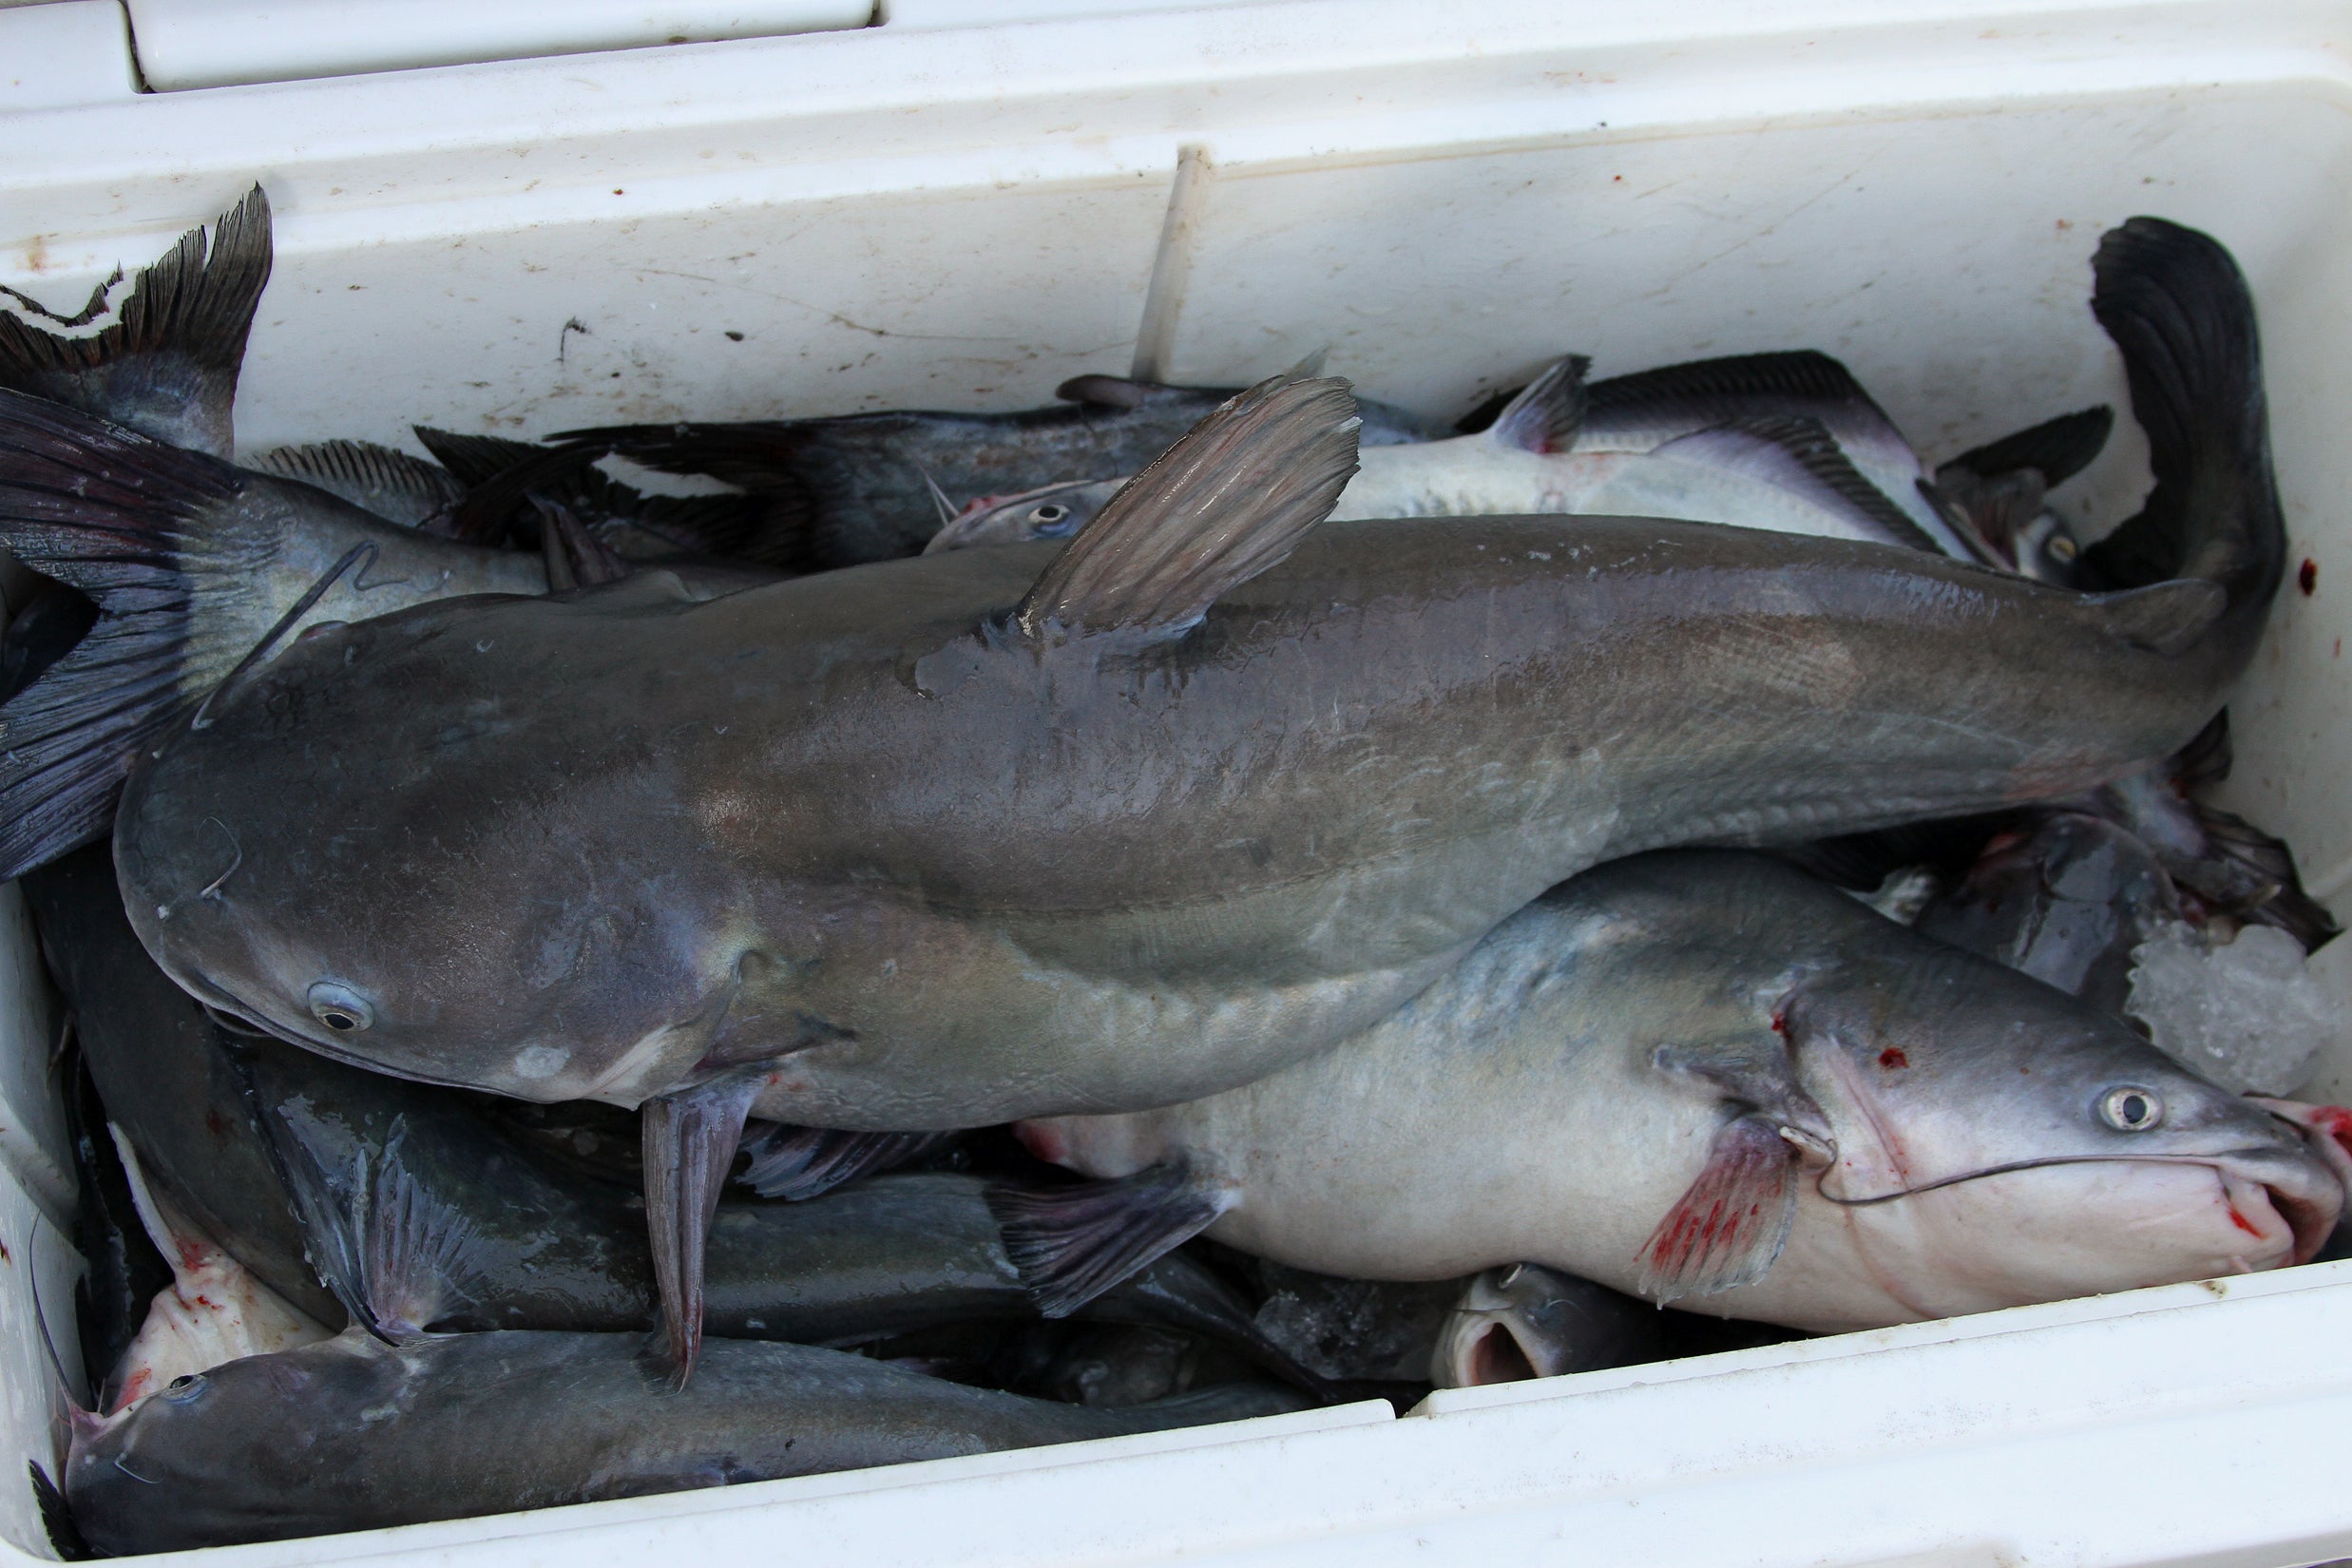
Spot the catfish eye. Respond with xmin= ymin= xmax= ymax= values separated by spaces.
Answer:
xmin=163 ymin=1373 xmax=205 ymax=1402
xmin=2100 ymin=1086 xmax=2164 ymax=1132
xmin=307 ymin=982 xmax=374 ymax=1034
xmin=1028 ymin=503 xmax=1076 ymax=536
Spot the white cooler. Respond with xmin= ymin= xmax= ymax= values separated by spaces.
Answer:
xmin=2 ymin=0 xmax=2350 ymax=1561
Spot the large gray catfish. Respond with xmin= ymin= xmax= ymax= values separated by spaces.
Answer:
xmin=1010 ymin=852 xmax=2350 ymax=1330
xmin=116 ymin=218 xmax=2284 ymax=1377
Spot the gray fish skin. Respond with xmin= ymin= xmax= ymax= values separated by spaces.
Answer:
xmin=122 ymin=516 xmax=2262 ymax=1131
xmin=26 ymin=846 xmax=1308 ymax=1373
xmin=1024 ymin=851 xmax=2346 ymax=1331
xmin=65 ymin=1329 xmax=1309 ymax=1553
xmin=561 ymin=377 xmax=1451 ymax=567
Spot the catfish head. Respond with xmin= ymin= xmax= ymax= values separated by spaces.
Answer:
xmin=112 ymin=585 xmax=756 ymax=1110
xmin=1775 ymin=942 xmax=2343 ymax=1323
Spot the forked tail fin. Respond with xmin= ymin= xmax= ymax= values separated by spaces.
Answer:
xmin=0 ymin=187 xmax=271 ymax=461
xmin=2083 ymin=218 xmax=2285 ymax=626
xmin=0 ymin=389 xmax=247 ymax=880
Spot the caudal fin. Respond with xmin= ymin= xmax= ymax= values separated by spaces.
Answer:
xmin=0 ymin=187 xmax=271 ymax=461
xmin=2083 ymin=219 xmax=2285 ymax=621
xmin=0 ymin=390 xmax=245 ymax=880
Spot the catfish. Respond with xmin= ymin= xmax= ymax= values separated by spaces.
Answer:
xmin=1008 ymin=852 xmax=2351 ymax=1330
xmin=60 ymin=1142 xmax=1312 ymax=1557
xmin=555 ymin=364 xmax=1454 ymax=570
xmin=928 ymin=356 xmax=1960 ymax=557
xmin=926 ymin=354 xmax=2112 ymax=568
xmin=115 ymin=218 xmax=2287 ymax=1378
xmin=22 ymin=844 xmax=1320 ymax=1385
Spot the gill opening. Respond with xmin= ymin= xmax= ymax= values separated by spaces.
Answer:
xmin=1815 ymin=1148 xmax=2293 ymax=1206
xmin=189 ymin=541 xmax=377 ymax=731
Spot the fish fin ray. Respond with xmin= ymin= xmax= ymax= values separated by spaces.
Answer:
xmin=1485 ymin=354 xmax=1589 ymax=455
xmin=2082 ymin=218 xmax=2284 ymax=609
xmin=1656 ymin=414 xmax=1948 ymax=555
xmin=248 ymin=439 xmax=463 ymax=527
xmin=256 ymin=1097 xmax=486 ymax=1340
xmin=0 ymin=187 xmax=269 ymax=461
xmin=1636 ymin=1113 xmax=1799 ymax=1302
xmin=1936 ymin=406 xmax=2114 ymax=491
xmin=0 ymin=389 xmax=250 ymax=878
xmin=29 ymin=1462 xmax=90 ymax=1561
xmin=735 ymin=1125 xmax=956 ymax=1201
xmin=986 ymin=1162 xmax=1235 ymax=1318
xmin=642 ymin=1071 xmax=766 ymax=1388
xmin=1013 ymin=373 xmax=1359 ymax=641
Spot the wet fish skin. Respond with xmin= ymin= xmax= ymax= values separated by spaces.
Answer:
xmin=560 ymin=374 xmax=1453 ymax=568
xmin=65 ymin=1329 xmax=1310 ymax=1553
xmin=121 ymin=507 xmax=2265 ymax=1132
xmin=1020 ymin=851 xmax=2346 ymax=1333
xmin=29 ymin=847 xmax=1314 ymax=1378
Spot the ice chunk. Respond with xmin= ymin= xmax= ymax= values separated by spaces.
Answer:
xmin=2124 ymin=921 xmax=2337 ymax=1095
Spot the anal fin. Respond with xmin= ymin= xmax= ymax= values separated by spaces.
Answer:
xmin=987 ymin=1162 xmax=1235 ymax=1319
xmin=736 ymin=1125 xmax=956 ymax=1201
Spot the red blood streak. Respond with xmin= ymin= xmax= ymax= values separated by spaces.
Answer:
xmin=2228 ymin=1207 xmax=2263 ymax=1237
xmin=1879 ymin=1047 xmax=1909 ymax=1069
xmin=2300 ymin=558 xmax=2320 ymax=596
xmin=2305 ymin=1105 xmax=2352 ymax=1158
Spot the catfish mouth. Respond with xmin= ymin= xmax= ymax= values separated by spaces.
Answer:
xmin=1819 ymin=1147 xmax=2341 ymax=1267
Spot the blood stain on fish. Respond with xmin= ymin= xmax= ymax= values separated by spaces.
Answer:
xmin=1879 ymin=1048 xmax=1909 ymax=1069
xmin=2299 ymin=558 xmax=2319 ymax=595
xmin=2228 ymin=1207 xmax=2263 ymax=1237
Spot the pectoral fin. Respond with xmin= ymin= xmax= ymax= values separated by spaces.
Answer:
xmin=987 ymin=1161 xmax=1236 ymax=1319
xmin=1636 ymin=1113 xmax=1802 ymax=1302
xmin=253 ymin=1099 xmax=487 ymax=1341
xmin=642 ymin=1070 xmax=767 ymax=1387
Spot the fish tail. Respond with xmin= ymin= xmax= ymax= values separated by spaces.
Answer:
xmin=0 ymin=187 xmax=270 ymax=461
xmin=2084 ymin=218 xmax=2285 ymax=623
xmin=0 ymin=389 xmax=246 ymax=880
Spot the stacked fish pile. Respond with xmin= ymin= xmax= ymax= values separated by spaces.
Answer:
xmin=1 ymin=188 xmax=2346 ymax=1557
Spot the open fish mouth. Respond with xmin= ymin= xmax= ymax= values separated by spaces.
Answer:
xmin=1815 ymin=1144 xmax=2342 ymax=1265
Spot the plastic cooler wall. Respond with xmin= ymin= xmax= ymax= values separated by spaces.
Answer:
xmin=2 ymin=1 xmax=2351 ymax=1561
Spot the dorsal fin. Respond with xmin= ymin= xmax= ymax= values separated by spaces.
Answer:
xmin=1485 ymin=355 xmax=1589 ymax=455
xmin=248 ymin=439 xmax=464 ymax=527
xmin=258 ymin=1097 xmax=487 ymax=1342
xmin=1654 ymin=414 xmax=1948 ymax=555
xmin=0 ymin=187 xmax=270 ymax=461
xmin=1014 ymin=373 xmax=1360 ymax=642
